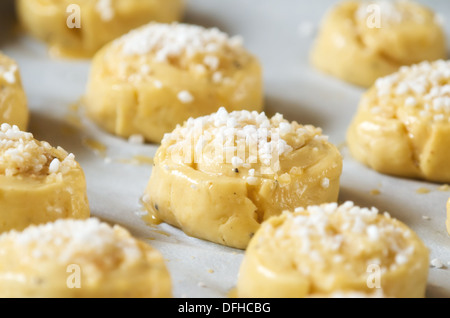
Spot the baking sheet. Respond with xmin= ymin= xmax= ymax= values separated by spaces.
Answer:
xmin=1 ymin=0 xmax=449 ymax=298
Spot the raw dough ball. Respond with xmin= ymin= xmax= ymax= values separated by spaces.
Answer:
xmin=0 ymin=218 xmax=171 ymax=297
xmin=84 ymin=23 xmax=263 ymax=143
xmin=143 ymin=108 xmax=342 ymax=249
xmin=347 ymin=60 xmax=450 ymax=183
xmin=237 ymin=201 xmax=429 ymax=298
xmin=0 ymin=124 xmax=90 ymax=233
xmin=16 ymin=0 xmax=185 ymax=58
xmin=310 ymin=0 xmax=446 ymax=87
xmin=0 ymin=52 xmax=28 ymax=130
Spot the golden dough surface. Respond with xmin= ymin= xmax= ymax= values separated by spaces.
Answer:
xmin=347 ymin=60 xmax=450 ymax=182
xmin=0 ymin=52 xmax=28 ymax=130
xmin=143 ymin=108 xmax=342 ymax=249
xmin=0 ymin=124 xmax=90 ymax=233
xmin=0 ymin=218 xmax=171 ymax=298
xmin=310 ymin=0 xmax=446 ymax=87
xmin=237 ymin=202 xmax=429 ymax=298
xmin=85 ymin=23 xmax=263 ymax=143
xmin=16 ymin=0 xmax=185 ymax=58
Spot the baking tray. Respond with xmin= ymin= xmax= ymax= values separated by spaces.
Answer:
xmin=0 ymin=0 xmax=449 ymax=298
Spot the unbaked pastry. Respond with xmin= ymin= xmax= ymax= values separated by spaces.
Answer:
xmin=84 ymin=22 xmax=263 ymax=143
xmin=347 ymin=60 xmax=450 ymax=182
xmin=0 ymin=124 xmax=89 ymax=233
xmin=16 ymin=0 xmax=185 ymax=58
xmin=142 ymin=108 xmax=342 ymax=249
xmin=0 ymin=218 xmax=171 ymax=297
xmin=237 ymin=201 xmax=429 ymax=298
xmin=310 ymin=0 xmax=446 ymax=87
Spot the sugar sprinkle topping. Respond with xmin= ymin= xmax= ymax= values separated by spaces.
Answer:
xmin=128 ymin=134 xmax=145 ymax=145
xmin=162 ymin=107 xmax=326 ymax=173
xmin=0 ymin=218 xmax=142 ymax=263
xmin=96 ymin=0 xmax=115 ymax=21
xmin=321 ymin=177 xmax=330 ymax=189
xmin=375 ymin=60 xmax=450 ymax=114
xmin=430 ymin=258 xmax=445 ymax=268
xmin=374 ymin=60 xmax=450 ymax=121
xmin=265 ymin=202 xmax=416 ymax=269
xmin=177 ymin=90 xmax=194 ymax=104
xmin=118 ymin=23 xmax=244 ymax=66
xmin=0 ymin=64 xmax=17 ymax=84
xmin=0 ymin=124 xmax=76 ymax=177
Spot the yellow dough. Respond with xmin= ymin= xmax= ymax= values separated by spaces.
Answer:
xmin=143 ymin=108 xmax=342 ymax=249
xmin=310 ymin=0 xmax=446 ymax=87
xmin=0 ymin=124 xmax=89 ymax=233
xmin=237 ymin=202 xmax=429 ymax=298
xmin=16 ymin=0 xmax=185 ymax=58
xmin=0 ymin=218 xmax=171 ymax=298
xmin=0 ymin=53 xmax=28 ymax=130
xmin=446 ymin=198 xmax=450 ymax=235
xmin=84 ymin=23 xmax=263 ymax=143
xmin=347 ymin=60 xmax=450 ymax=183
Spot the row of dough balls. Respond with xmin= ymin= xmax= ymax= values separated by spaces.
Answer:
xmin=0 ymin=117 xmax=430 ymax=298
xmin=80 ymin=11 xmax=450 ymax=183
xmin=140 ymin=54 xmax=450 ymax=251
xmin=16 ymin=4 xmax=264 ymax=142
xmin=0 ymin=53 xmax=446 ymax=298
xmin=0 ymin=120 xmax=171 ymax=297
xmin=138 ymin=107 xmax=431 ymax=297
xmin=16 ymin=0 xmax=446 ymax=86
xmin=0 ymin=106 xmax=434 ymax=297
xmin=16 ymin=0 xmax=185 ymax=58
xmin=0 ymin=0 xmax=446 ymax=297
xmin=14 ymin=1 xmax=450 ymax=183
xmin=0 ymin=202 xmax=430 ymax=297
xmin=0 ymin=92 xmax=438 ymax=299
xmin=14 ymin=0 xmax=448 ymax=132
xmin=0 ymin=80 xmax=434 ymax=298
xmin=0 ymin=35 xmax=88 ymax=233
